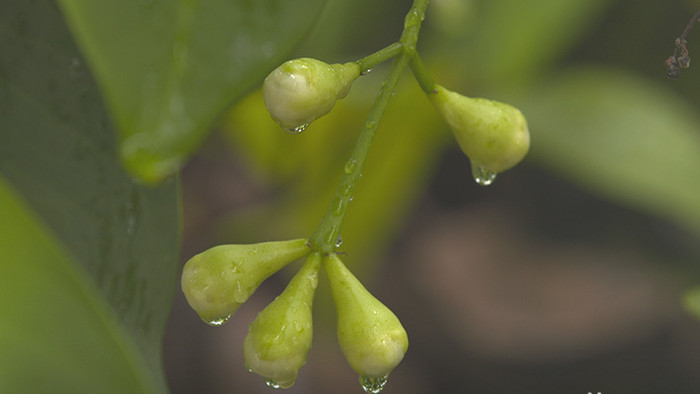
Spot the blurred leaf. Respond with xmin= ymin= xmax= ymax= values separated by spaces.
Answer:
xmin=0 ymin=177 xmax=160 ymax=394
xmin=57 ymin=0 xmax=327 ymax=183
xmin=437 ymin=0 xmax=612 ymax=87
xmin=523 ymin=67 xmax=700 ymax=236
xmin=683 ymin=286 xmax=700 ymax=320
xmin=0 ymin=0 xmax=179 ymax=391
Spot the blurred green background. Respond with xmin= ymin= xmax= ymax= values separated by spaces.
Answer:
xmin=4 ymin=0 xmax=700 ymax=393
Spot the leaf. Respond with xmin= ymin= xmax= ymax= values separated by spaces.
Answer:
xmin=0 ymin=0 xmax=179 ymax=391
xmin=439 ymin=0 xmax=612 ymax=86
xmin=57 ymin=0 xmax=327 ymax=183
xmin=522 ymin=67 xmax=700 ymax=236
xmin=0 ymin=177 xmax=160 ymax=394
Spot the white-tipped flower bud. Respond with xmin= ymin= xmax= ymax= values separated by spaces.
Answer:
xmin=181 ymin=239 xmax=311 ymax=326
xmin=324 ymin=254 xmax=408 ymax=384
xmin=263 ymin=58 xmax=361 ymax=133
xmin=243 ymin=253 xmax=321 ymax=388
xmin=429 ymin=85 xmax=530 ymax=184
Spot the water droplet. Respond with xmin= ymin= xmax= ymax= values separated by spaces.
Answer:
xmin=333 ymin=198 xmax=345 ymax=215
xmin=360 ymin=375 xmax=388 ymax=393
xmin=471 ymin=166 xmax=497 ymax=186
xmin=335 ymin=235 xmax=343 ymax=248
xmin=344 ymin=158 xmax=358 ymax=174
xmin=362 ymin=68 xmax=372 ymax=75
xmin=205 ymin=315 xmax=231 ymax=326
xmin=285 ymin=123 xmax=308 ymax=135
xmin=265 ymin=378 xmax=281 ymax=389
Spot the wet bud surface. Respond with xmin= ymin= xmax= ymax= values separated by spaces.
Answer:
xmin=263 ymin=58 xmax=361 ymax=133
xmin=181 ymin=239 xmax=311 ymax=325
xmin=429 ymin=85 xmax=530 ymax=179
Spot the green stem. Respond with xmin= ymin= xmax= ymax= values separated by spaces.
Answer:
xmin=309 ymin=0 xmax=429 ymax=253
xmin=409 ymin=54 xmax=437 ymax=93
xmin=356 ymin=42 xmax=403 ymax=74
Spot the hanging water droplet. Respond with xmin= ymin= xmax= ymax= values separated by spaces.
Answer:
xmin=265 ymin=378 xmax=281 ymax=389
xmin=359 ymin=375 xmax=388 ymax=393
xmin=335 ymin=235 xmax=343 ymax=248
xmin=471 ymin=166 xmax=497 ymax=186
xmin=285 ymin=123 xmax=308 ymax=135
xmin=205 ymin=314 xmax=231 ymax=326
xmin=344 ymin=158 xmax=358 ymax=174
xmin=361 ymin=68 xmax=372 ymax=75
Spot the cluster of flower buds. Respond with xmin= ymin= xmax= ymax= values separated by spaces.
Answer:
xmin=182 ymin=53 xmax=531 ymax=392
xmin=428 ymin=85 xmax=530 ymax=185
xmin=263 ymin=58 xmax=361 ymax=134
xmin=181 ymin=240 xmax=408 ymax=392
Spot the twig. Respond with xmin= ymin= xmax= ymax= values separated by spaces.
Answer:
xmin=666 ymin=10 xmax=700 ymax=79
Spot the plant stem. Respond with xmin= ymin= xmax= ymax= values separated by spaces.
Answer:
xmin=356 ymin=42 xmax=403 ymax=74
xmin=309 ymin=0 xmax=429 ymax=253
xmin=409 ymin=53 xmax=437 ymax=93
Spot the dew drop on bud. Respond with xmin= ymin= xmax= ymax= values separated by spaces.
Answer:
xmin=360 ymin=375 xmax=388 ymax=393
xmin=285 ymin=123 xmax=309 ymax=135
xmin=472 ymin=166 xmax=497 ymax=186
xmin=335 ymin=235 xmax=343 ymax=248
xmin=205 ymin=314 xmax=231 ymax=326
xmin=265 ymin=378 xmax=281 ymax=389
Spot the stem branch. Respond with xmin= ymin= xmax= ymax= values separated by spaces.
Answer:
xmin=409 ymin=53 xmax=437 ymax=93
xmin=309 ymin=0 xmax=429 ymax=253
xmin=356 ymin=42 xmax=403 ymax=74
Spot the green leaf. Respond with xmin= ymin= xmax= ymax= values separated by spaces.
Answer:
xmin=523 ymin=67 xmax=700 ymax=235
xmin=0 ymin=0 xmax=179 ymax=391
xmin=57 ymin=0 xmax=327 ymax=183
xmin=440 ymin=0 xmax=611 ymax=86
xmin=0 ymin=177 xmax=160 ymax=394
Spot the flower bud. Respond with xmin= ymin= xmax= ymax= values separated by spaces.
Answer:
xmin=324 ymin=254 xmax=408 ymax=381
xmin=429 ymin=85 xmax=530 ymax=179
xmin=243 ymin=253 xmax=321 ymax=388
xmin=263 ymin=58 xmax=361 ymax=133
xmin=181 ymin=239 xmax=311 ymax=326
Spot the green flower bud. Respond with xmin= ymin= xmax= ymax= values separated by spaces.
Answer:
xmin=429 ymin=85 xmax=530 ymax=183
xmin=324 ymin=254 xmax=408 ymax=382
xmin=263 ymin=58 xmax=361 ymax=133
xmin=243 ymin=253 xmax=322 ymax=388
xmin=181 ymin=239 xmax=311 ymax=326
